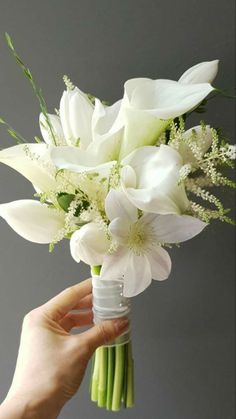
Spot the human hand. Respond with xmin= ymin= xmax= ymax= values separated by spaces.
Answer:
xmin=0 ymin=279 xmax=129 ymax=418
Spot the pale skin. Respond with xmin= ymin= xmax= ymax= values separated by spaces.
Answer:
xmin=0 ymin=278 xmax=129 ymax=418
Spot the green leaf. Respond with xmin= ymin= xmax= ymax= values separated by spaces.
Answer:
xmin=57 ymin=193 xmax=75 ymax=212
xmin=57 ymin=192 xmax=90 ymax=216
xmin=0 ymin=116 xmax=27 ymax=144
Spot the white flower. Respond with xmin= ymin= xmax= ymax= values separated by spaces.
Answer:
xmin=0 ymin=143 xmax=56 ymax=193
xmin=121 ymin=144 xmax=189 ymax=214
xmin=172 ymin=125 xmax=213 ymax=168
xmin=60 ymin=87 xmax=94 ymax=148
xmin=225 ymin=144 xmax=236 ymax=160
xmin=39 ymin=113 xmax=66 ymax=146
xmin=51 ymin=98 xmax=123 ymax=170
xmin=118 ymin=75 xmax=214 ymax=158
xmin=100 ymin=189 xmax=206 ymax=297
xmin=179 ymin=60 xmax=219 ymax=85
xmin=0 ymin=200 xmax=65 ymax=243
xmin=70 ymin=222 xmax=110 ymax=265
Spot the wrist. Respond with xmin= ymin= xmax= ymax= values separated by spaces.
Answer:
xmin=0 ymin=389 xmax=62 ymax=419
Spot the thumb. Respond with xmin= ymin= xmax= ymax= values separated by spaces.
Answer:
xmin=81 ymin=317 xmax=129 ymax=356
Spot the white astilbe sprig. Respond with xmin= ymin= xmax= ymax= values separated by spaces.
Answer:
xmin=23 ymin=144 xmax=56 ymax=176
xmin=63 ymin=75 xmax=75 ymax=91
xmin=179 ymin=163 xmax=192 ymax=183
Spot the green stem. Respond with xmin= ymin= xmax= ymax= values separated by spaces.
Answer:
xmin=112 ymin=344 xmax=125 ymax=411
xmin=106 ymin=346 xmax=115 ymax=410
xmin=98 ymin=347 xmax=108 ymax=408
xmin=126 ymin=341 xmax=134 ymax=408
xmin=91 ymin=348 xmax=100 ymax=402
xmin=122 ymin=343 xmax=128 ymax=407
xmin=89 ymin=352 xmax=95 ymax=395
xmin=91 ymin=265 xmax=101 ymax=275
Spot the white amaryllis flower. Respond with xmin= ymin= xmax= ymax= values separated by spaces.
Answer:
xmin=117 ymin=74 xmax=214 ymax=158
xmin=121 ymin=144 xmax=189 ymax=215
xmin=179 ymin=60 xmax=219 ymax=85
xmin=100 ymin=189 xmax=206 ymax=297
xmin=0 ymin=143 xmax=56 ymax=193
xmin=70 ymin=222 xmax=110 ymax=266
xmin=172 ymin=125 xmax=213 ymax=168
xmin=0 ymin=200 xmax=65 ymax=243
xmin=51 ymin=98 xmax=124 ymax=170
xmin=60 ymin=87 xmax=94 ymax=148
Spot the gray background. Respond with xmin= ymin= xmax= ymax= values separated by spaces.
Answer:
xmin=0 ymin=1 xmax=235 ymax=418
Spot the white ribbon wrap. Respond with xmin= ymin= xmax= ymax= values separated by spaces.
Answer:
xmin=92 ymin=275 xmax=131 ymax=346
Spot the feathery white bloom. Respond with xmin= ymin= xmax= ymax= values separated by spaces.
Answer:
xmin=225 ymin=144 xmax=236 ymax=160
xmin=172 ymin=125 xmax=213 ymax=168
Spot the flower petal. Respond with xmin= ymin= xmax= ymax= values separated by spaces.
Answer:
xmin=101 ymin=249 xmax=152 ymax=297
xmin=125 ymin=78 xmax=214 ymax=119
xmin=147 ymin=213 xmax=207 ymax=243
xmin=146 ymin=246 xmax=172 ymax=281
xmin=119 ymin=106 xmax=168 ymax=159
xmin=105 ymin=188 xmax=138 ymax=222
xmin=60 ymin=88 xmax=93 ymax=147
xmin=70 ymin=223 xmax=110 ymax=265
xmin=121 ymin=145 xmax=189 ymax=214
xmin=51 ymin=146 xmax=116 ymax=173
xmin=100 ymin=247 xmax=130 ymax=280
xmin=123 ymin=252 xmax=152 ymax=297
xmin=69 ymin=89 xmax=94 ymax=148
xmin=109 ymin=217 xmax=130 ymax=244
xmin=0 ymin=200 xmax=65 ymax=243
xmin=39 ymin=113 xmax=65 ymax=145
xmin=179 ymin=60 xmax=219 ymax=85
xmin=0 ymin=144 xmax=56 ymax=192
xmin=89 ymin=98 xmax=124 ymax=161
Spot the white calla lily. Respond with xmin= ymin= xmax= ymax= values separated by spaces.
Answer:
xmin=60 ymin=87 xmax=94 ymax=148
xmin=101 ymin=189 xmax=206 ymax=297
xmin=39 ymin=113 xmax=66 ymax=145
xmin=121 ymin=144 xmax=189 ymax=214
xmin=0 ymin=200 xmax=65 ymax=243
xmin=118 ymin=77 xmax=214 ymax=158
xmin=0 ymin=143 xmax=56 ymax=193
xmin=70 ymin=222 xmax=110 ymax=265
xmin=179 ymin=60 xmax=219 ymax=85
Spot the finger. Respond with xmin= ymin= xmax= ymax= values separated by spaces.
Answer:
xmin=78 ymin=317 xmax=129 ymax=357
xmin=73 ymin=293 xmax=93 ymax=310
xmin=60 ymin=311 xmax=94 ymax=332
xmin=42 ymin=278 xmax=92 ymax=321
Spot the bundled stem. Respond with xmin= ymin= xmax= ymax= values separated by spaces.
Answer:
xmin=90 ymin=341 xmax=134 ymax=411
xmin=90 ymin=264 xmax=134 ymax=411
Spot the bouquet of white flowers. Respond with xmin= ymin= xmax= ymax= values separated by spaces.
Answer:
xmin=0 ymin=34 xmax=235 ymax=411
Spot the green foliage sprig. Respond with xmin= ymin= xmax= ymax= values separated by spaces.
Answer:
xmin=5 ymin=33 xmax=57 ymax=145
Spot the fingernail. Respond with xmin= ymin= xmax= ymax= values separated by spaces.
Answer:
xmin=114 ymin=317 xmax=129 ymax=332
